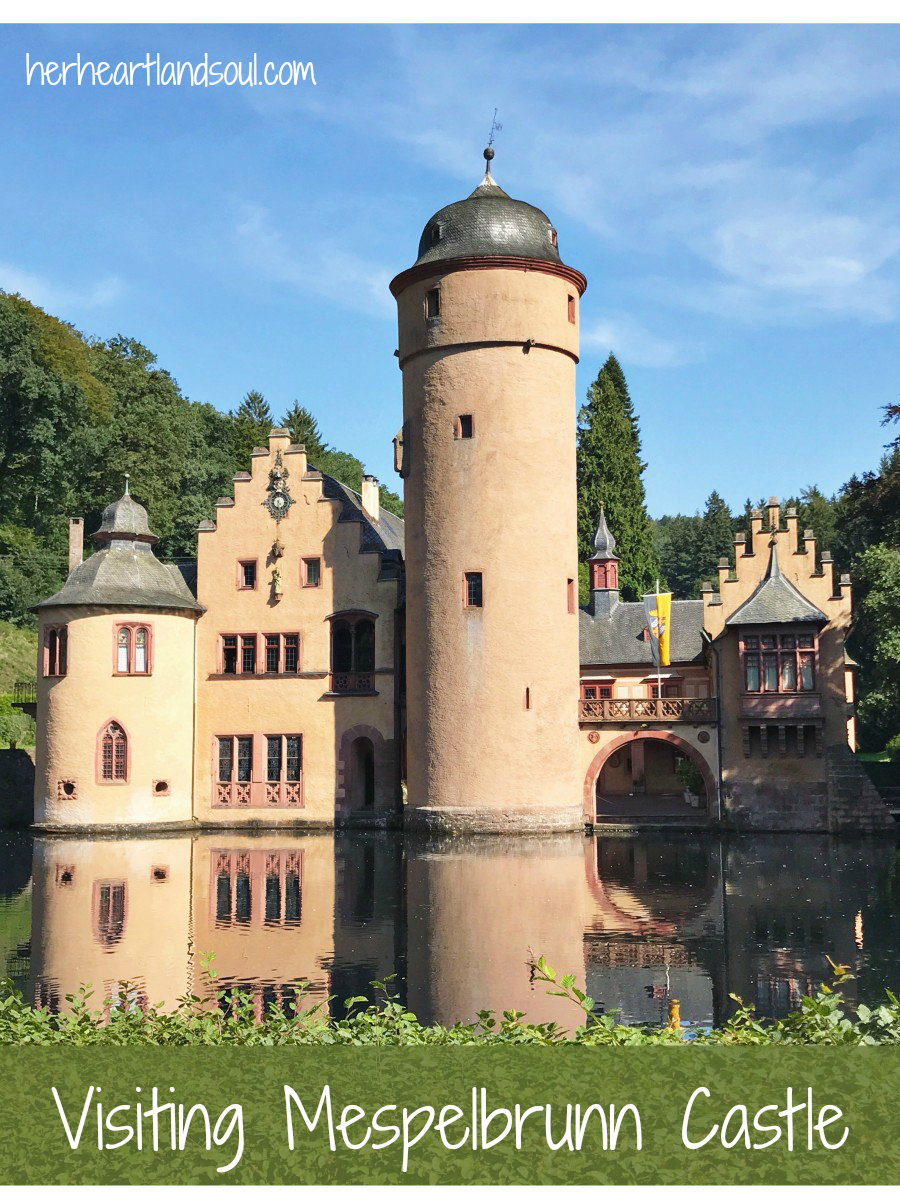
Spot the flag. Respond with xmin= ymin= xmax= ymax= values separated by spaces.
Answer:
xmin=643 ymin=591 xmax=673 ymax=667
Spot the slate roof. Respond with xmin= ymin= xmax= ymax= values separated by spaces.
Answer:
xmin=314 ymin=470 xmax=403 ymax=568
xmin=94 ymin=492 xmax=155 ymax=542
xmin=725 ymin=544 xmax=827 ymax=627
xmin=579 ymin=599 xmax=706 ymax=667
xmin=590 ymin=506 xmax=617 ymax=559
xmin=413 ymin=167 xmax=563 ymax=268
xmin=36 ymin=542 xmax=204 ymax=613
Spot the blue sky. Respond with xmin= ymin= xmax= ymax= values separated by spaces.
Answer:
xmin=2 ymin=24 xmax=899 ymax=517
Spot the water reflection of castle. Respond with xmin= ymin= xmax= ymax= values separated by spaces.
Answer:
xmin=19 ymin=833 xmax=900 ymax=1028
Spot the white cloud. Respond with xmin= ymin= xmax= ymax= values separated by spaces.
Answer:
xmin=234 ymin=205 xmax=393 ymax=320
xmin=0 ymin=264 xmax=124 ymax=312
xmin=581 ymin=315 xmax=699 ymax=369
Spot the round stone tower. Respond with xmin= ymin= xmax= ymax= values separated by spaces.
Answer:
xmin=391 ymin=150 xmax=586 ymax=833
xmin=32 ymin=487 xmax=203 ymax=830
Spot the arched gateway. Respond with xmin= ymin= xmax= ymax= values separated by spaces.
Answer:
xmin=583 ymin=731 xmax=716 ymax=823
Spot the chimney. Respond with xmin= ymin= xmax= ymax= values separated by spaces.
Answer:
xmin=361 ymin=475 xmax=380 ymax=524
xmin=68 ymin=518 xmax=84 ymax=571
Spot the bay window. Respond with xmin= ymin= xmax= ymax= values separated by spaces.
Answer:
xmin=741 ymin=631 xmax=816 ymax=694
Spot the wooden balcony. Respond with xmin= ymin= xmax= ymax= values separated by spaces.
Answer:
xmin=579 ymin=696 xmax=718 ymax=724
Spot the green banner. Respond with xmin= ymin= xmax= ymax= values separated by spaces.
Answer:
xmin=1 ymin=1047 xmax=898 ymax=1185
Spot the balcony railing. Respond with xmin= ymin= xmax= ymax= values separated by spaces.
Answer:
xmin=329 ymin=672 xmax=375 ymax=694
xmin=579 ymin=696 xmax=718 ymax=724
xmin=12 ymin=681 xmax=36 ymax=707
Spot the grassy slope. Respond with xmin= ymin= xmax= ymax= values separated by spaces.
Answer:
xmin=0 ymin=621 xmax=37 ymax=692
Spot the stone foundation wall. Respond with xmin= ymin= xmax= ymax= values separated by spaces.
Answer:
xmin=403 ymin=804 xmax=585 ymax=836
xmin=0 ymin=748 xmax=34 ymax=827
xmin=723 ymin=745 xmax=895 ymax=833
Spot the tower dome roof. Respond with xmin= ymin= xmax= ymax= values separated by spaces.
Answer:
xmin=413 ymin=149 xmax=563 ymax=268
xmin=94 ymin=489 xmax=156 ymax=544
xmin=590 ymin=506 xmax=618 ymax=560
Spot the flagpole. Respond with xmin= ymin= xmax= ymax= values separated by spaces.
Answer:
xmin=655 ymin=577 xmax=662 ymax=704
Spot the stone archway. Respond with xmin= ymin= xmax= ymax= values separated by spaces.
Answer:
xmin=582 ymin=731 xmax=716 ymax=823
xmin=336 ymin=724 xmax=388 ymax=821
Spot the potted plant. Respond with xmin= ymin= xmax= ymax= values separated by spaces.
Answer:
xmin=675 ymin=758 xmax=705 ymax=807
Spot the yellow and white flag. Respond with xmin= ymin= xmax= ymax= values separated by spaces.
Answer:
xmin=643 ymin=591 xmax=672 ymax=667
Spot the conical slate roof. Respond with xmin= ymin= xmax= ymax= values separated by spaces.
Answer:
xmin=35 ymin=488 xmax=202 ymax=613
xmin=413 ymin=154 xmax=564 ymax=268
xmin=725 ymin=543 xmax=827 ymax=626
xmin=590 ymin=506 xmax=617 ymax=559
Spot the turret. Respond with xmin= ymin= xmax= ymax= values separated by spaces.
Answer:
xmin=391 ymin=148 xmax=586 ymax=832
xmin=588 ymin=506 xmax=620 ymax=617
xmin=32 ymin=482 xmax=203 ymax=830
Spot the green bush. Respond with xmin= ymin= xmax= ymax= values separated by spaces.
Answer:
xmin=675 ymin=758 xmax=705 ymax=795
xmin=0 ymin=695 xmax=33 ymax=748
xmin=886 ymin=732 xmax=900 ymax=763
xmin=2 ymin=955 xmax=899 ymax=1047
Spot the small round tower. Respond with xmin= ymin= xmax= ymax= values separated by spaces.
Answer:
xmin=391 ymin=150 xmax=586 ymax=832
xmin=32 ymin=487 xmax=203 ymax=830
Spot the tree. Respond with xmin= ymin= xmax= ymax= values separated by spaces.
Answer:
xmin=848 ymin=544 xmax=900 ymax=752
xmin=231 ymin=390 xmax=273 ymax=463
xmin=698 ymin=490 xmax=734 ymax=583
xmin=576 ymin=355 xmax=658 ymax=600
xmin=281 ymin=402 xmax=327 ymax=461
xmin=654 ymin=513 xmax=703 ymax=598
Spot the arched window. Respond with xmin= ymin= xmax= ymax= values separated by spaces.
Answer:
xmin=43 ymin=625 xmax=68 ymax=676
xmin=115 ymin=624 xmax=151 ymax=675
xmin=328 ymin=613 xmax=377 ymax=693
xmin=99 ymin=721 xmax=128 ymax=783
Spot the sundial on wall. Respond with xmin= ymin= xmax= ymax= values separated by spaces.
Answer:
xmin=262 ymin=450 xmax=294 ymax=521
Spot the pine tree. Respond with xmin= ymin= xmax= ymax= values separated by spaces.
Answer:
xmin=231 ymin=390 xmax=272 ymax=463
xmin=282 ymin=402 xmax=327 ymax=461
xmin=576 ymin=355 xmax=659 ymax=600
xmin=698 ymin=490 xmax=735 ymax=584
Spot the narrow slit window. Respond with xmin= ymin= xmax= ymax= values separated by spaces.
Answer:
xmin=134 ymin=628 xmax=148 ymax=673
xmin=117 ymin=628 xmax=130 ymax=673
xmin=567 ymin=294 xmax=575 ymax=323
xmin=426 ymin=288 xmax=441 ymax=320
xmin=464 ymin=572 xmax=483 ymax=609
xmin=567 ymin=578 xmax=576 ymax=613
xmin=455 ymin=414 xmax=474 ymax=439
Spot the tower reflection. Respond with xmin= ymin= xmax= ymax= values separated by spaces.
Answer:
xmin=22 ymin=830 xmax=900 ymax=1027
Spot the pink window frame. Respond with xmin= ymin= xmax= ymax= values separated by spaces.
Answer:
xmin=301 ymin=557 xmax=322 ymax=588
xmin=113 ymin=622 xmax=153 ymax=676
xmin=96 ymin=718 xmax=130 ymax=785
xmin=212 ymin=733 xmax=305 ymax=807
xmin=261 ymin=633 xmax=302 ymax=674
xmin=740 ymin=627 xmax=818 ymax=695
xmin=237 ymin=559 xmax=258 ymax=590
xmin=43 ymin=625 xmax=68 ymax=677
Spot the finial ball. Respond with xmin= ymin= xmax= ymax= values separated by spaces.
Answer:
xmin=483 ymin=146 xmax=494 ymax=162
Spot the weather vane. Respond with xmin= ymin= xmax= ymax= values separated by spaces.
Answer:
xmin=487 ymin=109 xmax=502 ymax=149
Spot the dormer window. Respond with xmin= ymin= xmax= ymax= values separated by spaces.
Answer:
xmin=549 ymin=226 xmax=558 ymax=248
xmin=430 ymin=222 xmax=445 ymax=245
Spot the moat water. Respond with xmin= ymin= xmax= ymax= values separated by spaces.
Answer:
xmin=2 ymin=828 xmax=900 ymax=1029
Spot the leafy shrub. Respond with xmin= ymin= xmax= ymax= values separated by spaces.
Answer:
xmin=886 ymin=732 xmax=900 ymax=763
xmin=3 ymin=955 xmax=900 ymax=1047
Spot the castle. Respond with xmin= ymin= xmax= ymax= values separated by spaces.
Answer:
xmin=22 ymin=150 xmax=891 ymax=835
